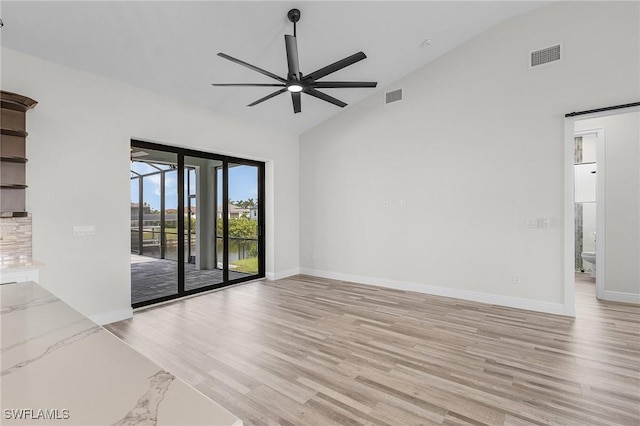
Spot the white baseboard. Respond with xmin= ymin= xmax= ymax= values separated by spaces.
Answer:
xmin=89 ymin=308 xmax=133 ymax=325
xmin=300 ymin=267 xmax=568 ymax=316
xmin=601 ymin=290 xmax=640 ymax=304
xmin=266 ymin=268 xmax=300 ymax=281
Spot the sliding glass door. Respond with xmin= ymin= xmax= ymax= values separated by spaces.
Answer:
xmin=130 ymin=147 xmax=179 ymax=305
xmin=227 ymin=163 xmax=261 ymax=277
xmin=130 ymin=141 xmax=265 ymax=308
xmin=184 ymin=156 xmax=224 ymax=292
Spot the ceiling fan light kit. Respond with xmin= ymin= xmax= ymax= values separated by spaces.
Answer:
xmin=213 ymin=8 xmax=377 ymax=114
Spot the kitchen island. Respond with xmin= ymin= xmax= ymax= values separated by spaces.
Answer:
xmin=1 ymin=281 xmax=242 ymax=426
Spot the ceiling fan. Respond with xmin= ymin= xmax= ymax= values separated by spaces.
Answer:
xmin=212 ymin=8 xmax=377 ymax=114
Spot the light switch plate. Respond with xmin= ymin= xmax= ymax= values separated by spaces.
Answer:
xmin=73 ymin=225 xmax=96 ymax=236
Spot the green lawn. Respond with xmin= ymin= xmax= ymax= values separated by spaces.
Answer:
xmin=231 ymin=257 xmax=258 ymax=274
xmin=140 ymin=228 xmax=181 ymax=241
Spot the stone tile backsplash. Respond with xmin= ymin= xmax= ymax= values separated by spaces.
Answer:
xmin=0 ymin=215 xmax=32 ymax=261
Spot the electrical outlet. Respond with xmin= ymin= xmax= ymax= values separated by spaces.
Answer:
xmin=512 ymin=273 xmax=522 ymax=284
xmin=525 ymin=219 xmax=538 ymax=228
xmin=400 ymin=199 xmax=407 ymax=208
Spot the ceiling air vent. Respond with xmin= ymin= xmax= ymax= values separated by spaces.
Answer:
xmin=530 ymin=44 xmax=561 ymax=67
xmin=385 ymin=88 xmax=402 ymax=104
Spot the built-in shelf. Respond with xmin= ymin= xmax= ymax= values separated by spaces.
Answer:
xmin=1 ymin=94 xmax=38 ymax=112
xmin=1 ymin=90 xmax=37 ymax=216
xmin=0 ymin=156 xmax=28 ymax=164
xmin=0 ymin=184 xmax=28 ymax=189
xmin=0 ymin=128 xmax=29 ymax=138
xmin=0 ymin=211 xmax=28 ymax=218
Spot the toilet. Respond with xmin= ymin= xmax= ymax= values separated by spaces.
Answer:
xmin=581 ymin=252 xmax=596 ymax=278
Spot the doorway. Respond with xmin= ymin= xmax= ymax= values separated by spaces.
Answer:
xmin=564 ymin=103 xmax=640 ymax=314
xmin=130 ymin=140 xmax=265 ymax=308
xmin=572 ymin=129 xmax=604 ymax=300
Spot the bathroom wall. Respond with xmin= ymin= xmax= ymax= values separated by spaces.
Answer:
xmin=575 ymin=110 xmax=640 ymax=300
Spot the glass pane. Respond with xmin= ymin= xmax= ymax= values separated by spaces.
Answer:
xmin=130 ymin=148 xmax=178 ymax=305
xmin=189 ymin=169 xmax=197 ymax=195
xmin=184 ymin=157 xmax=224 ymax=291
xmin=164 ymin=169 xmax=178 ymax=261
xmin=141 ymin=174 xmax=161 ymax=259
xmin=130 ymin=161 xmax=161 ymax=176
xmin=216 ymin=166 xmax=224 ymax=274
xmin=228 ymin=163 xmax=259 ymax=277
xmin=185 ymin=197 xmax=196 ymax=263
xmin=130 ymin=178 xmax=140 ymax=254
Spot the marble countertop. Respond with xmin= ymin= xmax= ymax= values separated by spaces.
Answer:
xmin=1 ymin=281 xmax=242 ymax=426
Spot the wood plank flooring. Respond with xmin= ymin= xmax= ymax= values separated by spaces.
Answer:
xmin=106 ymin=274 xmax=640 ymax=425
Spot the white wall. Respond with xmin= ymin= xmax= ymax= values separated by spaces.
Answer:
xmin=575 ymin=111 xmax=640 ymax=298
xmin=1 ymin=48 xmax=300 ymax=323
xmin=299 ymin=1 xmax=639 ymax=314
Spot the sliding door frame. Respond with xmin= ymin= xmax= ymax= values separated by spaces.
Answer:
xmin=130 ymin=139 xmax=266 ymax=309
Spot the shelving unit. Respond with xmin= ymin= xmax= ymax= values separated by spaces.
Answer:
xmin=0 ymin=91 xmax=37 ymax=217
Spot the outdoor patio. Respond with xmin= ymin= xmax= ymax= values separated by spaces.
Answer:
xmin=131 ymin=255 xmax=251 ymax=304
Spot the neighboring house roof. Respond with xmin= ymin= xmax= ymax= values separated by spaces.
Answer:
xmin=217 ymin=203 xmax=250 ymax=215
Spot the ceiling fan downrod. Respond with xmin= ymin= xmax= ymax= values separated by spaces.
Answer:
xmin=287 ymin=8 xmax=300 ymax=37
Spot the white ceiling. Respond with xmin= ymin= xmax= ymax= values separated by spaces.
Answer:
xmin=0 ymin=1 xmax=547 ymax=135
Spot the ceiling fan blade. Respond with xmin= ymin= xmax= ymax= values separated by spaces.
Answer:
xmin=305 ymin=88 xmax=347 ymax=108
xmin=212 ymin=83 xmax=286 ymax=87
xmin=305 ymin=52 xmax=367 ymax=81
xmin=247 ymin=88 xmax=287 ymax=107
xmin=313 ymin=81 xmax=377 ymax=88
xmin=217 ymin=53 xmax=287 ymax=83
xmin=285 ymin=35 xmax=300 ymax=80
xmin=291 ymin=92 xmax=301 ymax=113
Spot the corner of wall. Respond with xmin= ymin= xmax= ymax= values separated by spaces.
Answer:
xmin=266 ymin=268 xmax=301 ymax=281
xmin=89 ymin=308 xmax=134 ymax=326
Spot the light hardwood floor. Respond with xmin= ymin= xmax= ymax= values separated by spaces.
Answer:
xmin=107 ymin=274 xmax=640 ymax=425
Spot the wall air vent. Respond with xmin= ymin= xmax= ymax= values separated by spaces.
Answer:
xmin=385 ymin=88 xmax=402 ymax=104
xmin=530 ymin=44 xmax=561 ymax=67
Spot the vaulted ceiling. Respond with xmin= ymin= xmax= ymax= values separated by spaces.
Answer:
xmin=0 ymin=1 xmax=547 ymax=134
